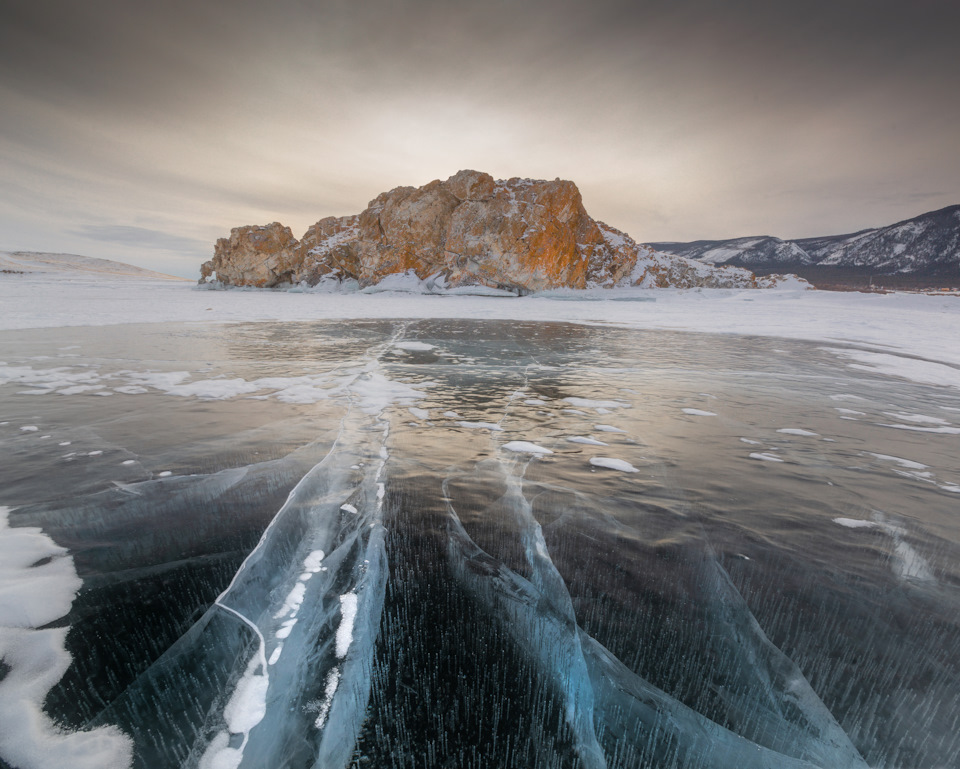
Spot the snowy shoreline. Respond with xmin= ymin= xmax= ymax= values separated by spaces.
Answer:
xmin=3 ymin=274 xmax=960 ymax=390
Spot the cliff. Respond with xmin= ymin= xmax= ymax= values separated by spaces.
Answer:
xmin=200 ymin=171 xmax=799 ymax=292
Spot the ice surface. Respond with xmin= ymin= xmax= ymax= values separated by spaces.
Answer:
xmin=3 ymin=309 xmax=959 ymax=768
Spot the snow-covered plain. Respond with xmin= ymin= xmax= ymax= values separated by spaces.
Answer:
xmin=2 ymin=259 xmax=959 ymax=391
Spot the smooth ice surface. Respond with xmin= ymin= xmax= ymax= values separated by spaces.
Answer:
xmin=4 ymin=271 xmax=960 ymax=391
xmin=2 ymin=305 xmax=959 ymax=769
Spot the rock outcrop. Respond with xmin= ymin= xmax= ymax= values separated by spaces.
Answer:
xmin=200 ymin=171 xmax=800 ymax=292
xmin=201 ymin=222 xmax=299 ymax=288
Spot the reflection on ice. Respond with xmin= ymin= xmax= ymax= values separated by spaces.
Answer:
xmin=1 ymin=319 xmax=959 ymax=768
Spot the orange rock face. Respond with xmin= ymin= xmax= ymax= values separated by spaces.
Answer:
xmin=201 ymin=171 xmax=794 ymax=291
xmin=201 ymin=222 xmax=299 ymax=288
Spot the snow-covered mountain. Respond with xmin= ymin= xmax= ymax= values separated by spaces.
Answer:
xmin=647 ymin=205 xmax=960 ymax=279
xmin=0 ymin=251 xmax=185 ymax=280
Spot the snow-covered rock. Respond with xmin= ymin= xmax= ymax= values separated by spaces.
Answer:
xmin=201 ymin=171 xmax=803 ymax=292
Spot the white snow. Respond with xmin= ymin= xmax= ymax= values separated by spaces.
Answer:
xmin=879 ymin=423 xmax=960 ymax=434
xmin=567 ymin=436 xmax=609 ymax=446
xmin=222 ymin=659 xmax=269 ymax=734
xmin=0 ymin=506 xmax=133 ymax=768
xmin=394 ymin=341 xmax=434 ymax=351
xmin=273 ymin=582 xmax=306 ymax=619
xmin=408 ymin=407 xmax=430 ymax=420
xmin=881 ymin=412 xmax=949 ymax=425
xmin=833 ymin=517 xmax=879 ymax=529
xmin=682 ymin=408 xmax=716 ymax=416
xmin=502 ymin=441 xmax=553 ymax=454
xmin=335 ymin=593 xmax=358 ymax=658
xmin=564 ymin=397 xmax=631 ymax=410
xmin=589 ymin=457 xmax=638 ymax=472
xmin=750 ymin=452 xmax=784 ymax=462
xmin=457 ymin=421 xmax=503 ymax=431
xmin=340 ymin=504 xmax=358 ymax=515
xmin=776 ymin=428 xmax=819 ymax=436
xmin=867 ymin=453 xmax=928 ymax=471
xmin=594 ymin=424 xmax=627 ymax=433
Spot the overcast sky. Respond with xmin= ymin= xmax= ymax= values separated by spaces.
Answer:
xmin=2 ymin=0 xmax=958 ymax=278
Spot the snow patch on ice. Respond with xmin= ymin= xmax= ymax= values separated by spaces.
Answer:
xmin=776 ymin=428 xmax=819 ymax=436
xmin=457 ymin=421 xmax=503 ymax=431
xmin=881 ymin=412 xmax=949 ymax=425
xmin=336 ymin=593 xmax=358 ymax=658
xmin=750 ymin=452 xmax=784 ymax=462
xmin=682 ymin=408 xmax=716 ymax=416
xmin=0 ymin=506 xmax=133 ymax=769
xmin=878 ymin=423 xmax=960 ymax=434
xmin=393 ymin=341 xmax=434 ymax=351
xmin=503 ymin=441 xmax=553 ymax=455
xmin=867 ymin=453 xmax=928 ymax=471
xmin=223 ymin=657 xmax=269 ymax=734
xmin=564 ymin=397 xmax=631 ymax=411
xmin=594 ymin=424 xmax=626 ymax=433
xmin=567 ymin=436 xmax=609 ymax=446
xmin=589 ymin=457 xmax=638 ymax=472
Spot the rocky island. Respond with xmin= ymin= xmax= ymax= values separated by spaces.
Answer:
xmin=200 ymin=170 xmax=800 ymax=293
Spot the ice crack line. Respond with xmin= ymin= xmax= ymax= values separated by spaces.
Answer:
xmin=202 ymin=323 xmax=410 ymax=769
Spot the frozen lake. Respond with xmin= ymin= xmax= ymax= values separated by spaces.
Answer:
xmin=2 ymin=318 xmax=959 ymax=768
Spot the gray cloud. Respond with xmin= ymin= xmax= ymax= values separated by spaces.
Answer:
xmin=69 ymin=225 xmax=208 ymax=253
xmin=1 ymin=0 xmax=959 ymax=272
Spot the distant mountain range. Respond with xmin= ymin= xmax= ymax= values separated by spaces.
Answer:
xmin=646 ymin=204 xmax=960 ymax=286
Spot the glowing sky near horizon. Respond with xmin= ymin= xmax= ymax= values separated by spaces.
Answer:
xmin=1 ymin=0 xmax=959 ymax=278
